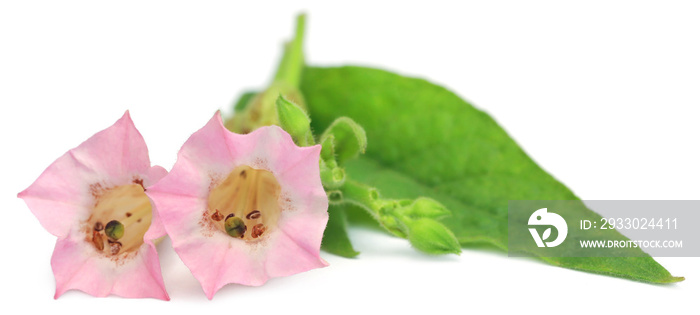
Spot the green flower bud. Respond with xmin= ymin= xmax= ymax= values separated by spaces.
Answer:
xmin=320 ymin=135 xmax=336 ymax=166
xmin=396 ymin=197 xmax=451 ymax=220
xmin=327 ymin=190 xmax=343 ymax=204
xmin=276 ymin=95 xmax=313 ymax=146
xmin=379 ymin=214 xmax=408 ymax=238
xmin=320 ymin=162 xmax=346 ymax=189
xmin=319 ymin=117 xmax=367 ymax=165
xmin=406 ymin=218 xmax=461 ymax=255
xmin=105 ymin=220 xmax=124 ymax=240
xmin=332 ymin=167 xmax=345 ymax=182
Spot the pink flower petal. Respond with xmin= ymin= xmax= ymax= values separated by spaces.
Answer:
xmin=144 ymin=165 xmax=168 ymax=240
xmin=18 ymin=112 xmax=158 ymax=237
xmin=263 ymin=226 xmax=330 ymax=278
xmin=148 ymin=112 xmax=328 ymax=299
xmin=52 ymin=237 xmax=169 ymax=300
xmin=19 ymin=111 xmax=169 ymax=299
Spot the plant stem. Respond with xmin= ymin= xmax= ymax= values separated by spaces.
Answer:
xmin=273 ymin=14 xmax=306 ymax=87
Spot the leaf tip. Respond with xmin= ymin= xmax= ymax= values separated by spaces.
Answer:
xmin=668 ymin=276 xmax=685 ymax=283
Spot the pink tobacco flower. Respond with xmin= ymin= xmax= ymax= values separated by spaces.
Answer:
xmin=18 ymin=112 xmax=170 ymax=300
xmin=147 ymin=112 xmax=329 ymax=299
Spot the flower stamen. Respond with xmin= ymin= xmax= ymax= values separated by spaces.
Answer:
xmin=87 ymin=183 xmax=153 ymax=256
xmin=92 ymin=231 xmax=105 ymax=251
xmin=109 ymin=240 xmax=123 ymax=255
xmin=207 ymin=165 xmax=281 ymax=241
xmin=211 ymin=209 xmax=224 ymax=221
xmin=246 ymin=210 xmax=261 ymax=220
xmin=251 ymin=224 xmax=266 ymax=239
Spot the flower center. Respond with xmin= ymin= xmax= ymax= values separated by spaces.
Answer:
xmin=207 ymin=165 xmax=281 ymax=241
xmin=87 ymin=184 xmax=152 ymax=256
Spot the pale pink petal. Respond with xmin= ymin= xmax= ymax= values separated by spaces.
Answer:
xmin=68 ymin=111 xmax=152 ymax=181
xmin=147 ymin=165 xmax=168 ymax=184
xmin=145 ymin=189 xmax=267 ymax=298
xmin=52 ymin=237 xmax=112 ymax=298
xmin=146 ymin=189 xmax=205 ymax=243
xmin=20 ymin=111 xmax=169 ymax=299
xmin=144 ymin=165 xmax=169 ymax=240
xmin=148 ymin=112 xmax=329 ymax=299
xmin=18 ymin=111 xmax=155 ymax=238
xmin=264 ymin=228 xmax=329 ymax=278
xmin=52 ymin=236 xmax=169 ymax=300
xmin=180 ymin=237 xmax=266 ymax=299
xmin=18 ymin=149 xmax=103 ymax=237
xmin=177 ymin=112 xmax=237 ymax=182
xmin=110 ymin=240 xmax=169 ymax=300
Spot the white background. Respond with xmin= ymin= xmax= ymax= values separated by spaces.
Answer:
xmin=1 ymin=1 xmax=698 ymax=314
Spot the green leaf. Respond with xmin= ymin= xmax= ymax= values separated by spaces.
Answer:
xmin=322 ymin=204 xmax=360 ymax=258
xmin=300 ymin=65 xmax=682 ymax=283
